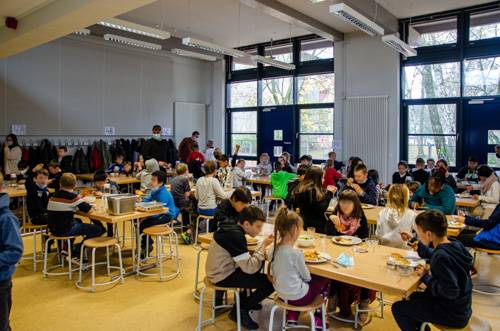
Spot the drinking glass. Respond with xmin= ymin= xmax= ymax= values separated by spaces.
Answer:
xmin=307 ymin=227 xmax=316 ymax=237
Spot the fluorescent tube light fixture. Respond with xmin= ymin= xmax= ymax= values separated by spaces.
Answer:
xmin=99 ymin=18 xmax=170 ymax=40
xmin=103 ymin=34 xmax=161 ymax=50
xmin=182 ymin=37 xmax=246 ymax=57
xmin=251 ymin=55 xmax=295 ymax=70
xmin=307 ymin=0 xmax=326 ymax=3
xmin=171 ymin=48 xmax=217 ymax=61
xmin=382 ymin=34 xmax=417 ymax=57
xmin=330 ymin=3 xmax=384 ymax=36
xmin=74 ymin=29 xmax=90 ymax=36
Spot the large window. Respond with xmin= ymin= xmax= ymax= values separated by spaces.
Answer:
xmin=407 ymin=104 xmax=457 ymax=166
xmin=262 ymin=77 xmax=293 ymax=106
xmin=463 ymin=56 xmax=500 ymax=97
xmin=229 ymin=81 xmax=257 ymax=108
xmin=299 ymin=108 xmax=334 ymax=159
xmin=403 ymin=62 xmax=460 ymax=99
xmin=300 ymin=39 xmax=334 ymax=62
xmin=264 ymin=43 xmax=293 ymax=65
xmin=470 ymin=9 xmax=500 ymax=41
xmin=231 ymin=111 xmax=257 ymax=156
xmin=298 ymin=73 xmax=335 ymax=104
xmin=409 ymin=18 xmax=457 ymax=47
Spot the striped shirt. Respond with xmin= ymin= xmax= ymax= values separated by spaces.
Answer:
xmin=47 ymin=190 xmax=92 ymax=235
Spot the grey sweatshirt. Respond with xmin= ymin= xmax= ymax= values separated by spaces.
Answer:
xmin=270 ymin=245 xmax=311 ymax=301
xmin=136 ymin=158 xmax=159 ymax=198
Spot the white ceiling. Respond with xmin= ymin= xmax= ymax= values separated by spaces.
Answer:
xmin=376 ymin=0 xmax=496 ymax=19
xmin=0 ymin=0 xmax=52 ymax=27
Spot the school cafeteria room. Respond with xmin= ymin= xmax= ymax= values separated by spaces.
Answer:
xmin=1 ymin=0 xmax=500 ymax=330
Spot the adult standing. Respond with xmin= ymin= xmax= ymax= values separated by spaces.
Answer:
xmin=3 ymin=134 xmax=22 ymax=179
xmin=203 ymin=139 xmax=216 ymax=161
xmin=143 ymin=125 xmax=171 ymax=170
xmin=178 ymin=131 xmax=200 ymax=163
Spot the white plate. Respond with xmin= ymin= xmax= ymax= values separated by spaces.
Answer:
xmin=402 ymin=256 xmax=427 ymax=267
xmin=246 ymin=235 xmax=260 ymax=245
xmin=332 ymin=235 xmax=363 ymax=246
xmin=304 ymin=251 xmax=331 ymax=264
xmin=448 ymin=221 xmax=466 ymax=229
xmin=361 ymin=204 xmax=374 ymax=209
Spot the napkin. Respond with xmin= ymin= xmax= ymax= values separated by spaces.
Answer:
xmin=336 ymin=253 xmax=354 ymax=267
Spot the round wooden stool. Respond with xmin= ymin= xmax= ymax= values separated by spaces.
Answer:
xmin=420 ymin=314 xmax=491 ymax=331
xmin=43 ymin=234 xmax=79 ymax=280
xmin=137 ymin=226 xmax=180 ymax=281
xmin=20 ymin=222 xmax=48 ymax=272
xmin=194 ymin=215 xmax=213 ymax=248
xmin=194 ymin=243 xmax=210 ymax=301
xmin=197 ymin=276 xmax=241 ymax=331
xmin=75 ymin=237 xmax=124 ymax=293
xmin=263 ymin=196 xmax=284 ymax=219
xmin=473 ymin=248 xmax=500 ymax=296
xmin=268 ymin=294 xmax=326 ymax=331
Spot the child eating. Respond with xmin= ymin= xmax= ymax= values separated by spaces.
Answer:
xmin=213 ymin=187 xmax=253 ymax=231
xmin=394 ymin=210 xmax=473 ymax=330
xmin=106 ymin=154 xmax=124 ymax=174
xmin=119 ymin=161 xmax=133 ymax=177
xmin=345 ymin=164 xmax=377 ymax=206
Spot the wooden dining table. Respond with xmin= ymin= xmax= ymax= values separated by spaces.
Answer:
xmin=76 ymin=173 xmax=140 ymax=192
xmin=455 ymin=196 xmax=480 ymax=208
xmin=198 ymin=232 xmax=422 ymax=299
xmin=244 ymin=175 xmax=271 ymax=185
xmin=4 ymin=186 xmax=55 ymax=227
xmin=76 ymin=202 xmax=169 ymax=277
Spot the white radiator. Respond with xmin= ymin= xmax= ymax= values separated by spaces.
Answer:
xmin=174 ymin=102 xmax=206 ymax=146
xmin=344 ymin=95 xmax=389 ymax=184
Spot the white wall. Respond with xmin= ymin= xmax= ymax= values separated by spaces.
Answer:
xmin=334 ymin=31 xmax=400 ymax=183
xmin=0 ymin=36 xmax=224 ymax=151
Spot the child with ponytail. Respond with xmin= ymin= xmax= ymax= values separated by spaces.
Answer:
xmin=269 ymin=206 xmax=331 ymax=329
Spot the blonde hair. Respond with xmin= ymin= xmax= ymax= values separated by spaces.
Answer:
xmin=176 ymin=163 xmax=188 ymax=175
xmin=387 ymin=184 xmax=410 ymax=217
xmin=324 ymin=159 xmax=333 ymax=171
xmin=281 ymin=152 xmax=291 ymax=166
xmin=60 ymin=173 xmax=76 ymax=189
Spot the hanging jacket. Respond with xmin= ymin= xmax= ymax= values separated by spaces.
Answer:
xmin=137 ymin=138 xmax=148 ymax=155
xmin=168 ymin=139 xmax=178 ymax=165
xmin=91 ymin=144 xmax=101 ymax=171
xmin=28 ymin=146 xmax=38 ymax=169
xmin=38 ymin=139 xmax=56 ymax=164
xmin=98 ymin=140 xmax=113 ymax=171
xmin=22 ymin=147 xmax=29 ymax=161
xmin=72 ymin=148 xmax=90 ymax=174
xmin=51 ymin=146 xmax=58 ymax=161
xmin=131 ymin=139 xmax=139 ymax=154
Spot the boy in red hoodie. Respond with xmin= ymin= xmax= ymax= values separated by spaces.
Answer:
xmin=186 ymin=144 xmax=205 ymax=168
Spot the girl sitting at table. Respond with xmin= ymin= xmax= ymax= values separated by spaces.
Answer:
xmin=269 ymin=206 xmax=331 ymax=329
xmin=395 ymin=210 xmax=473 ymax=331
xmin=324 ymin=190 xmax=371 ymax=323
xmin=322 ymin=160 xmax=342 ymax=189
xmin=346 ymin=157 xmax=363 ymax=179
xmin=408 ymin=170 xmax=456 ymax=215
xmin=376 ymin=184 xmax=417 ymax=249
xmin=465 ymin=165 xmax=499 ymax=220
xmin=293 ymin=167 xmax=337 ymax=234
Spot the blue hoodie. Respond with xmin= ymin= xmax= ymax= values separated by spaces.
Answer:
xmin=408 ymin=183 xmax=456 ymax=215
xmin=465 ymin=203 xmax=500 ymax=250
xmin=143 ymin=185 xmax=175 ymax=218
xmin=0 ymin=193 xmax=24 ymax=281
xmin=415 ymin=238 xmax=473 ymax=324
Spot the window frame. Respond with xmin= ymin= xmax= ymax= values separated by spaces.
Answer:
xmin=298 ymin=105 xmax=335 ymax=160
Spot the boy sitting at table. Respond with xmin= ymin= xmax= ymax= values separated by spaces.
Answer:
xmin=409 ymin=170 xmax=456 ymax=215
xmin=213 ymin=186 xmax=252 ymax=231
xmin=186 ymin=144 xmax=205 ymax=169
xmin=25 ymin=164 xmax=51 ymax=225
xmin=119 ymin=161 xmax=133 ymax=177
xmin=394 ymin=210 xmax=473 ymax=331
xmin=91 ymin=170 xmax=119 ymax=236
xmin=345 ymin=164 xmax=377 ymax=206
xmin=47 ymin=160 xmax=63 ymax=192
xmin=170 ymin=163 xmax=195 ymax=244
xmin=206 ymin=205 xmax=275 ymax=331
xmin=57 ymin=146 xmax=73 ymax=173
xmin=106 ymin=154 xmax=124 ymax=174
xmin=16 ymin=160 xmax=30 ymax=185
xmin=136 ymin=171 xmax=175 ymax=258
xmin=47 ymin=173 xmax=101 ymax=264
xmin=270 ymin=162 xmax=297 ymax=210
xmin=216 ymin=145 xmax=240 ymax=189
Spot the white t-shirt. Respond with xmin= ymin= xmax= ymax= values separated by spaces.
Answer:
xmin=204 ymin=147 xmax=215 ymax=162
xmin=376 ymin=207 xmax=417 ymax=249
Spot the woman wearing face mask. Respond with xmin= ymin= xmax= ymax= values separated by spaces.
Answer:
xmin=409 ymin=169 xmax=456 ymax=215
xmin=3 ymin=134 xmax=22 ymax=179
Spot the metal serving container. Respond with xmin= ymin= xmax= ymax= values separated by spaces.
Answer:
xmin=106 ymin=194 xmax=136 ymax=215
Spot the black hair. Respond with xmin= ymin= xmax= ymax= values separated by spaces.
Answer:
xmin=347 ymin=157 xmax=363 ymax=178
xmin=231 ymin=186 xmax=253 ymax=204
xmin=115 ymin=154 xmax=124 ymax=160
xmin=477 ymin=164 xmax=494 ymax=178
xmin=427 ymin=158 xmax=435 ymax=163
xmin=274 ymin=162 xmax=282 ymax=172
xmin=152 ymin=170 xmax=167 ymax=185
xmin=437 ymin=159 xmax=448 ymax=167
xmin=6 ymin=134 xmax=19 ymax=148
xmin=429 ymin=170 xmax=446 ymax=187
xmin=152 ymin=125 xmax=162 ymax=131
xmin=297 ymin=165 xmax=308 ymax=176
xmin=193 ymin=144 xmax=199 ymax=149
xmin=17 ymin=160 xmax=29 ymax=169
xmin=299 ymin=155 xmax=309 ymax=162
xmin=415 ymin=209 xmax=447 ymax=237
xmin=94 ymin=170 xmax=108 ymax=182
xmin=218 ymin=154 xmax=229 ymax=162
xmin=58 ymin=146 xmax=67 ymax=152
xmin=398 ymin=160 xmax=409 ymax=168
xmin=239 ymin=205 xmax=266 ymax=225
xmin=416 ymin=157 xmax=425 ymax=165
xmin=368 ymin=169 xmax=379 ymax=183
xmin=192 ymin=131 xmax=200 ymax=136
xmin=354 ymin=164 xmax=367 ymax=174
xmin=468 ymin=155 xmax=478 ymax=163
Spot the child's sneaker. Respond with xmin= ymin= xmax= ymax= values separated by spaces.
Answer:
xmin=60 ymin=243 xmax=68 ymax=256
xmin=470 ymin=267 xmax=479 ymax=279
xmin=286 ymin=311 xmax=299 ymax=326
xmin=181 ymin=232 xmax=191 ymax=245
xmin=314 ymin=316 xmax=329 ymax=330
xmin=66 ymin=255 xmax=88 ymax=266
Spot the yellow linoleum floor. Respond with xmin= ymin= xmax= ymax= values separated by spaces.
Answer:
xmin=11 ymin=222 xmax=500 ymax=331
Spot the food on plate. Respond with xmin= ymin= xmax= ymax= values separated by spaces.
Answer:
xmin=391 ymin=253 xmax=411 ymax=265
xmin=334 ymin=237 xmax=353 ymax=244
xmin=246 ymin=237 xmax=258 ymax=244
xmin=298 ymin=235 xmax=314 ymax=241
xmin=360 ymin=203 xmax=368 ymax=207
xmin=135 ymin=190 xmax=144 ymax=196
xmin=304 ymin=250 xmax=324 ymax=262
xmin=411 ymin=241 xmax=418 ymax=251
xmin=82 ymin=189 xmax=92 ymax=196
xmin=335 ymin=224 xmax=346 ymax=231
xmin=448 ymin=221 xmax=463 ymax=227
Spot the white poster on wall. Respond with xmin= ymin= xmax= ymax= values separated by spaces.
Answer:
xmin=12 ymin=125 xmax=26 ymax=135
xmin=332 ymin=140 xmax=342 ymax=150
xmin=162 ymin=127 xmax=172 ymax=136
xmin=105 ymin=126 xmax=115 ymax=135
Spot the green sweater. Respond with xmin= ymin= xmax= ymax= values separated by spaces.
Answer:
xmin=271 ymin=171 xmax=297 ymax=199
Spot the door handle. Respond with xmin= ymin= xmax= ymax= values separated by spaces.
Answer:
xmin=296 ymin=133 xmax=299 ymax=139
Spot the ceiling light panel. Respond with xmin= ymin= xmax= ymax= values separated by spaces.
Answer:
xmin=74 ymin=29 xmax=90 ymax=36
xmin=171 ymin=48 xmax=217 ymax=61
xmin=251 ymin=55 xmax=296 ymax=70
xmin=182 ymin=37 xmax=246 ymax=57
xmin=330 ymin=3 xmax=384 ymax=36
xmin=99 ymin=18 xmax=170 ymax=40
xmin=382 ymin=34 xmax=417 ymax=57
xmin=103 ymin=34 xmax=161 ymax=50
